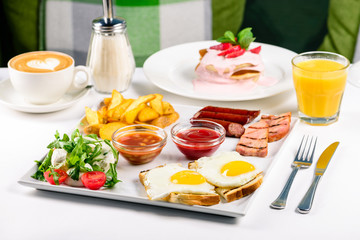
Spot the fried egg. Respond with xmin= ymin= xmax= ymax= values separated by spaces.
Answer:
xmin=195 ymin=151 xmax=261 ymax=188
xmin=143 ymin=163 xmax=216 ymax=200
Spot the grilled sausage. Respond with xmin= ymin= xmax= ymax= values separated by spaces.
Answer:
xmin=199 ymin=106 xmax=260 ymax=119
xmin=192 ymin=118 xmax=245 ymax=138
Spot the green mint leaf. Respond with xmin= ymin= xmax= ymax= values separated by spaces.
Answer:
xmin=237 ymin=28 xmax=253 ymax=41
xmin=237 ymin=28 xmax=256 ymax=50
xmin=216 ymin=36 xmax=237 ymax=44
xmin=216 ymin=36 xmax=229 ymax=43
xmin=240 ymin=37 xmax=256 ymax=50
xmin=224 ymin=31 xmax=236 ymax=42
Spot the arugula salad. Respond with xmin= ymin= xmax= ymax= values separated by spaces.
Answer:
xmin=32 ymin=129 xmax=121 ymax=190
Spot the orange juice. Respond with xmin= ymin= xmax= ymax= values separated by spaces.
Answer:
xmin=293 ymin=59 xmax=347 ymax=118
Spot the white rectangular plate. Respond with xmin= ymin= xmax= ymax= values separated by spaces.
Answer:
xmin=19 ymin=104 xmax=298 ymax=217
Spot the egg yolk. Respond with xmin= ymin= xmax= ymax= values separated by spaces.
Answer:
xmin=170 ymin=170 xmax=206 ymax=185
xmin=221 ymin=161 xmax=255 ymax=176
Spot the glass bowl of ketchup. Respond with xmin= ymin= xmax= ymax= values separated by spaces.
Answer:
xmin=171 ymin=120 xmax=226 ymax=160
xmin=112 ymin=124 xmax=167 ymax=165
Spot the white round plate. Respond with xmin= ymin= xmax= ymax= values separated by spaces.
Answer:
xmin=143 ymin=41 xmax=297 ymax=101
xmin=0 ymin=78 xmax=90 ymax=113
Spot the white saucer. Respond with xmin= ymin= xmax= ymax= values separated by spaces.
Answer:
xmin=0 ymin=78 xmax=90 ymax=113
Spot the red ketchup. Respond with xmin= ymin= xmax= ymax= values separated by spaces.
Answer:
xmin=174 ymin=128 xmax=223 ymax=160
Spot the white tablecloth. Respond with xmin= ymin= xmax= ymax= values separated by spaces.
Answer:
xmin=1 ymin=68 xmax=359 ymax=240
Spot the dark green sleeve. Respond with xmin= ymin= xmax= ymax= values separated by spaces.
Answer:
xmin=239 ymin=0 xmax=330 ymax=54
xmin=318 ymin=0 xmax=360 ymax=62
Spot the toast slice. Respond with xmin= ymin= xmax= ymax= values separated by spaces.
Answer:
xmin=188 ymin=161 xmax=263 ymax=203
xmin=139 ymin=166 xmax=220 ymax=206
xmin=214 ymin=174 xmax=263 ymax=202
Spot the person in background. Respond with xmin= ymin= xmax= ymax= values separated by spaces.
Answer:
xmin=1 ymin=0 xmax=359 ymax=67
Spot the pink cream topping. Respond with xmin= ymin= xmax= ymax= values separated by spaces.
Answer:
xmin=194 ymin=48 xmax=278 ymax=94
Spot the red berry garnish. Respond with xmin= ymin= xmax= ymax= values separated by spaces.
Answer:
xmin=218 ymin=45 xmax=241 ymax=56
xmin=249 ymin=46 xmax=261 ymax=54
xmin=225 ymin=49 xmax=246 ymax=58
xmin=210 ymin=43 xmax=232 ymax=51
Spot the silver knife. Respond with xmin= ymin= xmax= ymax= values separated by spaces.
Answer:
xmin=296 ymin=141 xmax=339 ymax=214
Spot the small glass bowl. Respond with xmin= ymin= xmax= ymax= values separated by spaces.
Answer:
xmin=171 ymin=119 xmax=226 ymax=160
xmin=112 ymin=124 xmax=167 ymax=165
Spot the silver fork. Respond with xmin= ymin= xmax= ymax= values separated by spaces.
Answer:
xmin=270 ymin=135 xmax=317 ymax=209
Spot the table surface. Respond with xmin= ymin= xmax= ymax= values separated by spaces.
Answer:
xmin=1 ymin=67 xmax=359 ymax=240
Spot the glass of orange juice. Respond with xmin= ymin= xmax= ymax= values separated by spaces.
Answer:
xmin=292 ymin=51 xmax=350 ymax=125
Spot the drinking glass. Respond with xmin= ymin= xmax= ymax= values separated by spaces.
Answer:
xmin=292 ymin=51 xmax=350 ymax=125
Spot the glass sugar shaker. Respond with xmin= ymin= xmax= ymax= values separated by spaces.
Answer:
xmin=86 ymin=0 xmax=135 ymax=94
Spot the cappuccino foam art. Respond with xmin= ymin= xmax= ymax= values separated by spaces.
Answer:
xmin=8 ymin=51 xmax=90 ymax=105
xmin=9 ymin=51 xmax=73 ymax=73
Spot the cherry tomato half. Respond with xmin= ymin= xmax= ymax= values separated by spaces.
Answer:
xmin=81 ymin=171 xmax=107 ymax=190
xmin=44 ymin=169 xmax=68 ymax=185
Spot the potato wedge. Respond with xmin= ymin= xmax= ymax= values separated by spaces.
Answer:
xmin=85 ymin=107 xmax=101 ymax=125
xmin=150 ymin=112 xmax=179 ymax=128
xmin=98 ymin=106 xmax=107 ymax=123
xmin=149 ymin=94 xmax=163 ymax=115
xmin=107 ymin=117 xmax=122 ymax=123
xmin=162 ymin=101 xmax=175 ymax=115
xmin=99 ymin=122 xmax=128 ymax=140
xmin=119 ymin=98 xmax=134 ymax=111
xmin=83 ymin=124 xmax=104 ymax=136
xmin=103 ymin=97 xmax=112 ymax=106
xmin=138 ymin=106 xmax=160 ymax=122
xmin=108 ymin=90 xmax=124 ymax=110
xmin=124 ymin=103 xmax=146 ymax=124
xmin=108 ymin=104 xmax=126 ymax=120
xmin=124 ymin=94 xmax=155 ymax=114
xmin=84 ymin=92 xmax=179 ymax=137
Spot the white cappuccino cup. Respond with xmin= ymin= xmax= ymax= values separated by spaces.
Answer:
xmin=8 ymin=51 xmax=90 ymax=105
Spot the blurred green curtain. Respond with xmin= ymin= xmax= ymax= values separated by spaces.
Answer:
xmin=0 ymin=0 xmax=41 ymax=66
xmin=1 ymin=0 xmax=359 ymax=66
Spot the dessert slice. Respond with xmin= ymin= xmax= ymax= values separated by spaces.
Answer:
xmin=195 ymin=28 xmax=264 ymax=84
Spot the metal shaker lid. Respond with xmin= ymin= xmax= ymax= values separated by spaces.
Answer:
xmin=92 ymin=0 xmax=127 ymax=34
xmin=92 ymin=17 xmax=127 ymax=34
